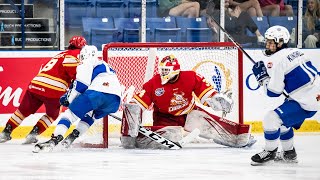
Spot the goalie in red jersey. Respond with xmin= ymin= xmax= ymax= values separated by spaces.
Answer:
xmin=121 ymin=55 xmax=256 ymax=149
xmin=0 ymin=36 xmax=87 ymax=144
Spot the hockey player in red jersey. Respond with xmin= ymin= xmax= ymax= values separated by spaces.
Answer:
xmin=120 ymin=55 xmax=256 ymax=149
xmin=0 ymin=36 xmax=87 ymax=144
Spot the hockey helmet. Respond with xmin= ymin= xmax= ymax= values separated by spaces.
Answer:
xmin=264 ymin=25 xmax=290 ymax=44
xmin=68 ymin=36 xmax=87 ymax=49
xmin=79 ymin=45 xmax=98 ymax=62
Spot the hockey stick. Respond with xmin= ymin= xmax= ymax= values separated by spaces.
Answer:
xmin=206 ymin=6 xmax=289 ymax=98
xmin=109 ymin=114 xmax=200 ymax=149
xmin=206 ymin=7 xmax=256 ymax=64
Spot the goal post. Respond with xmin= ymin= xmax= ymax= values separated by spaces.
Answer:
xmin=78 ymin=42 xmax=243 ymax=148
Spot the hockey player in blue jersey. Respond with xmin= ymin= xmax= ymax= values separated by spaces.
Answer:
xmin=33 ymin=45 xmax=121 ymax=152
xmin=250 ymin=25 xmax=320 ymax=165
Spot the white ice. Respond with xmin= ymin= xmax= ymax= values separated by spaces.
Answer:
xmin=0 ymin=134 xmax=319 ymax=180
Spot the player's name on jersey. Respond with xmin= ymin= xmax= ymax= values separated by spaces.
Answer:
xmin=0 ymin=4 xmax=34 ymax=18
xmin=0 ymin=32 xmax=56 ymax=46
xmin=0 ymin=18 xmax=49 ymax=32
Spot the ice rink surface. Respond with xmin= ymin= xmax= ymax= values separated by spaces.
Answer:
xmin=0 ymin=134 xmax=319 ymax=180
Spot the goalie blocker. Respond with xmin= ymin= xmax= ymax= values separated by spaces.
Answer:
xmin=121 ymin=103 xmax=255 ymax=149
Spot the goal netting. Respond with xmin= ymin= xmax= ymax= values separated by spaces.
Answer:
xmin=75 ymin=42 xmax=243 ymax=148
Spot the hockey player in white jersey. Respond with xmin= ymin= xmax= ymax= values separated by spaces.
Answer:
xmin=251 ymin=26 xmax=320 ymax=165
xmin=33 ymin=45 xmax=121 ymax=152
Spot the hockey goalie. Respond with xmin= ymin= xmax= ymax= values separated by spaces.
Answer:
xmin=120 ymin=55 xmax=256 ymax=149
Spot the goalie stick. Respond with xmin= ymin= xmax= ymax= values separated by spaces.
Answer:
xmin=109 ymin=114 xmax=200 ymax=149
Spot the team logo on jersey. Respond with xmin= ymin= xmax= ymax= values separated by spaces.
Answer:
xmin=192 ymin=60 xmax=232 ymax=93
xmin=169 ymin=92 xmax=188 ymax=112
xmin=267 ymin=62 xmax=273 ymax=68
xmin=155 ymin=88 xmax=164 ymax=96
xmin=103 ymin=82 xmax=109 ymax=86
xmin=317 ymin=94 xmax=320 ymax=101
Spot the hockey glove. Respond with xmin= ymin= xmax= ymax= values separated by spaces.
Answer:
xmin=206 ymin=91 xmax=233 ymax=113
xmin=252 ymin=61 xmax=269 ymax=86
xmin=60 ymin=92 xmax=70 ymax=107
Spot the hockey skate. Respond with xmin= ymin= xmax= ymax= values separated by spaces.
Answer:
xmin=33 ymin=134 xmax=63 ymax=153
xmin=275 ymin=147 xmax=298 ymax=163
xmin=23 ymin=126 xmax=39 ymax=144
xmin=0 ymin=124 xmax=12 ymax=143
xmin=251 ymin=148 xmax=278 ymax=166
xmin=61 ymin=129 xmax=80 ymax=148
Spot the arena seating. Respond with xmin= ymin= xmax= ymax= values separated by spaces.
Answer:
xmin=175 ymin=17 xmax=213 ymax=42
xmin=114 ymin=17 xmax=151 ymax=42
xmin=66 ymin=0 xmax=300 ymax=47
xmin=95 ymin=0 xmax=126 ymax=18
xmin=246 ymin=16 xmax=269 ymax=37
xmin=147 ymin=17 xmax=181 ymax=42
xmin=128 ymin=0 xmax=158 ymax=18
xmin=82 ymin=17 xmax=118 ymax=49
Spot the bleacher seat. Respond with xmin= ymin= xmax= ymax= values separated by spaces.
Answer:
xmin=268 ymin=16 xmax=297 ymax=46
xmin=91 ymin=28 xmax=119 ymax=50
xmin=128 ymin=0 xmax=158 ymax=18
xmin=246 ymin=16 xmax=269 ymax=36
xmin=95 ymin=0 xmax=127 ymax=18
xmin=65 ymin=0 xmax=95 ymax=28
xmin=147 ymin=17 xmax=181 ymax=42
xmin=81 ymin=17 xmax=118 ymax=49
xmin=268 ymin=16 xmax=297 ymax=34
xmin=176 ymin=17 xmax=213 ymax=42
xmin=114 ymin=17 xmax=151 ymax=42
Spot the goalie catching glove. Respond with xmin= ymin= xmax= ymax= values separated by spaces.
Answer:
xmin=206 ymin=91 xmax=233 ymax=113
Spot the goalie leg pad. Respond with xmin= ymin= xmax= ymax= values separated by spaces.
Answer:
xmin=120 ymin=136 xmax=137 ymax=149
xmin=121 ymin=103 xmax=142 ymax=137
xmin=136 ymin=126 xmax=183 ymax=149
xmin=184 ymin=107 xmax=252 ymax=148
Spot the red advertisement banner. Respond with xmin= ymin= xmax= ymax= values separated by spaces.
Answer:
xmin=0 ymin=57 xmax=51 ymax=113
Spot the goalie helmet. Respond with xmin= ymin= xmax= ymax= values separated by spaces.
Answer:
xmin=158 ymin=55 xmax=181 ymax=85
xmin=79 ymin=45 xmax=98 ymax=62
xmin=68 ymin=36 xmax=87 ymax=50
xmin=264 ymin=25 xmax=290 ymax=44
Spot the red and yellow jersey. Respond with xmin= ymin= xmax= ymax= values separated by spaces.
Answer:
xmin=28 ymin=49 xmax=81 ymax=98
xmin=133 ymin=71 xmax=217 ymax=117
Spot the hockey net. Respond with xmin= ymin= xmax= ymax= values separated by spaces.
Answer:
xmin=75 ymin=42 xmax=243 ymax=148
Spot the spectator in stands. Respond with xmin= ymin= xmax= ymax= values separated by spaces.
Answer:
xmin=158 ymin=0 xmax=200 ymax=18
xmin=259 ymin=0 xmax=294 ymax=16
xmin=229 ymin=0 xmax=264 ymax=17
xmin=207 ymin=3 xmax=265 ymax=44
xmin=197 ymin=0 xmax=263 ymax=17
xmin=303 ymin=0 xmax=320 ymax=48
xmin=202 ymin=0 xmax=263 ymax=16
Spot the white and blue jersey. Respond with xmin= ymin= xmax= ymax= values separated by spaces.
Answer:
xmin=263 ymin=48 xmax=320 ymax=128
xmin=75 ymin=60 xmax=121 ymax=98
xmin=264 ymin=48 xmax=320 ymax=111
xmin=55 ymin=49 xmax=122 ymax=138
xmin=69 ymin=59 xmax=121 ymax=120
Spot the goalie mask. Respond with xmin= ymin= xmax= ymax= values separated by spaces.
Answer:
xmin=264 ymin=25 xmax=290 ymax=56
xmin=158 ymin=55 xmax=181 ymax=85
